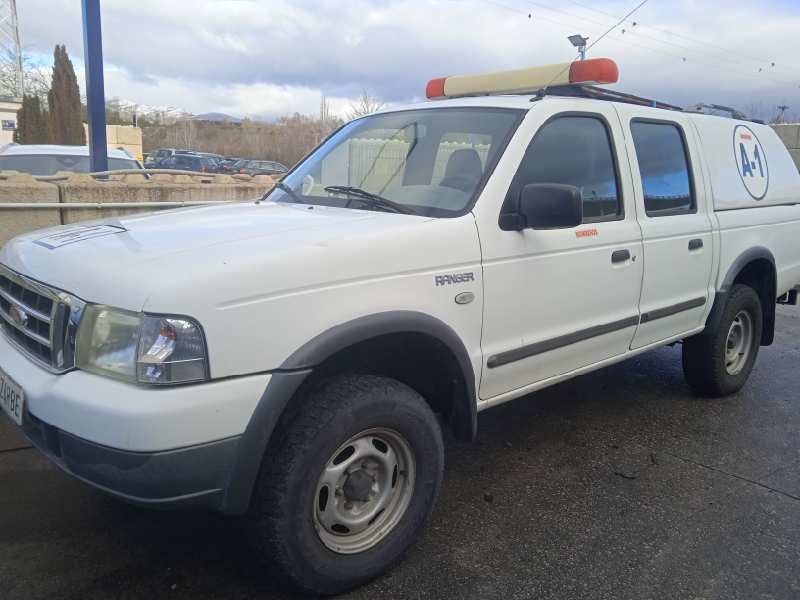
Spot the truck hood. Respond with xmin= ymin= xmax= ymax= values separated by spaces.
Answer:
xmin=0 ymin=201 xmax=438 ymax=310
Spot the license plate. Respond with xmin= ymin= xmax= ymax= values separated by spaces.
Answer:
xmin=0 ymin=366 xmax=24 ymax=426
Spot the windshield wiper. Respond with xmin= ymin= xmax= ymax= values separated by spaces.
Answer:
xmin=259 ymin=181 xmax=303 ymax=204
xmin=324 ymin=186 xmax=416 ymax=215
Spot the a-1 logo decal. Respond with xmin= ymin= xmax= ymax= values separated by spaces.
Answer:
xmin=733 ymin=124 xmax=769 ymax=200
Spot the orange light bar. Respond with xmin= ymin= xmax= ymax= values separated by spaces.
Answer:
xmin=569 ymin=58 xmax=618 ymax=86
xmin=426 ymin=58 xmax=618 ymax=99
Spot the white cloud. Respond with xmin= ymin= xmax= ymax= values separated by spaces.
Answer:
xmin=99 ymin=66 xmax=354 ymax=120
xmin=16 ymin=0 xmax=800 ymax=120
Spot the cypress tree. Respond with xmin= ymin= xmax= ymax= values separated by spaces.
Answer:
xmin=47 ymin=45 xmax=86 ymax=145
xmin=14 ymin=95 xmax=50 ymax=144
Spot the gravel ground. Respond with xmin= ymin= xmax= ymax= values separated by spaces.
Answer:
xmin=2 ymin=306 xmax=800 ymax=600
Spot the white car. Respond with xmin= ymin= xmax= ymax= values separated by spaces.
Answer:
xmin=1 ymin=59 xmax=799 ymax=595
xmin=0 ymin=144 xmax=142 ymax=175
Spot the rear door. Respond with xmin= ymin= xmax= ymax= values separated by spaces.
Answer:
xmin=476 ymin=101 xmax=644 ymax=400
xmin=614 ymin=106 xmax=715 ymax=349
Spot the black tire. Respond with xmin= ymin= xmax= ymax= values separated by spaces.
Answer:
xmin=682 ymin=284 xmax=763 ymax=397
xmin=248 ymin=373 xmax=444 ymax=596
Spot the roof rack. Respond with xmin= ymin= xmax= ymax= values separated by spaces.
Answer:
xmin=535 ymin=84 xmax=684 ymax=112
xmin=685 ymin=103 xmax=745 ymax=119
xmin=683 ymin=103 xmax=764 ymax=123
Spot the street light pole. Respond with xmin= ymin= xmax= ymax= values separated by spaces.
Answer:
xmin=81 ymin=0 xmax=108 ymax=173
xmin=568 ymin=34 xmax=589 ymax=61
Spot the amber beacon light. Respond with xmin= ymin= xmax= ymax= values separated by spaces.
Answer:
xmin=426 ymin=58 xmax=619 ymax=99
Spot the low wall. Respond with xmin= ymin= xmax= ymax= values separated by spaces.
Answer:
xmin=0 ymin=171 xmax=274 ymax=248
xmin=0 ymin=174 xmax=61 ymax=246
xmin=771 ymin=124 xmax=800 ymax=169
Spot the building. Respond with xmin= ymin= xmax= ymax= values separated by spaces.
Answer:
xmin=0 ymin=96 xmax=22 ymax=145
xmin=82 ymin=123 xmax=144 ymax=162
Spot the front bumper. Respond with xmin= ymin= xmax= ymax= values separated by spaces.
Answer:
xmin=1 ymin=330 xmax=271 ymax=511
xmin=20 ymin=414 xmax=240 ymax=510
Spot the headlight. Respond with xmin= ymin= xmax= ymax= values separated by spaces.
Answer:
xmin=75 ymin=305 xmax=208 ymax=385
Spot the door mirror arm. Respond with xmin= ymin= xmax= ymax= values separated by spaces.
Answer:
xmin=499 ymin=212 xmax=527 ymax=231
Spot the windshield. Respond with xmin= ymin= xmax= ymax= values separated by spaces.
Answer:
xmin=0 ymin=154 xmax=140 ymax=175
xmin=267 ymin=107 xmax=523 ymax=217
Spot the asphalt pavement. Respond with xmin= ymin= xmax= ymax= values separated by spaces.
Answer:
xmin=2 ymin=307 xmax=800 ymax=599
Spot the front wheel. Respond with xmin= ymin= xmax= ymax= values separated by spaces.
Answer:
xmin=683 ymin=284 xmax=763 ymax=396
xmin=248 ymin=374 xmax=444 ymax=596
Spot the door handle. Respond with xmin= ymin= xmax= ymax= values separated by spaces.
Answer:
xmin=688 ymin=238 xmax=704 ymax=251
xmin=611 ymin=249 xmax=631 ymax=264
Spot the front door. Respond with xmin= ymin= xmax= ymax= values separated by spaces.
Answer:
xmin=476 ymin=101 xmax=644 ymax=400
xmin=614 ymin=106 xmax=715 ymax=349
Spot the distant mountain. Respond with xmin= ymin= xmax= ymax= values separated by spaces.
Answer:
xmin=192 ymin=112 xmax=242 ymax=123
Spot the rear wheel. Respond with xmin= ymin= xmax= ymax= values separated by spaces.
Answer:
xmin=248 ymin=374 xmax=444 ymax=596
xmin=683 ymin=284 xmax=763 ymax=396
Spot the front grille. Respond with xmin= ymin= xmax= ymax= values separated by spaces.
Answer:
xmin=0 ymin=265 xmax=75 ymax=372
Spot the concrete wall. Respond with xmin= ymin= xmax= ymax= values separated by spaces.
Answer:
xmin=771 ymin=124 xmax=800 ymax=170
xmin=0 ymin=172 xmax=274 ymax=248
xmin=0 ymin=173 xmax=61 ymax=244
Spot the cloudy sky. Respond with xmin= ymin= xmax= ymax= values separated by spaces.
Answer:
xmin=17 ymin=0 xmax=800 ymax=121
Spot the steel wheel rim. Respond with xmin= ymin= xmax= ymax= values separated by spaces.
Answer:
xmin=313 ymin=427 xmax=416 ymax=555
xmin=725 ymin=310 xmax=754 ymax=375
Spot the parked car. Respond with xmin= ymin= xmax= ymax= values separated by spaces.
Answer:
xmin=191 ymin=152 xmax=227 ymax=173
xmin=144 ymin=147 xmax=183 ymax=168
xmin=229 ymin=158 xmax=249 ymax=172
xmin=239 ymin=159 xmax=288 ymax=177
xmin=219 ymin=157 xmax=244 ymax=173
xmin=0 ymin=145 xmax=143 ymax=175
xmin=160 ymin=152 xmax=219 ymax=173
xmin=3 ymin=58 xmax=800 ymax=596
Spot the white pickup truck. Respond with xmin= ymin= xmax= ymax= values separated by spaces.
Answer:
xmin=1 ymin=59 xmax=799 ymax=595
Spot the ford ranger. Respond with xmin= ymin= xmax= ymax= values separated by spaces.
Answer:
xmin=1 ymin=59 xmax=799 ymax=594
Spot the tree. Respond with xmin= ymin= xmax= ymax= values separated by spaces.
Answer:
xmin=347 ymin=90 xmax=384 ymax=120
xmin=0 ymin=54 xmax=51 ymax=102
xmin=171 ymin=115 xmax=198 ymax=149
xmin=47 ymin=45 xmax=85 ymax=145
xmin=14 ymin=94 xmax=49 ymax=144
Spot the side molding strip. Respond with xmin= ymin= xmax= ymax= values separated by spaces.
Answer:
xmin=486 ymin=315 xmax=639 ymax=369
xmin=487 ymin=297 xmax=707 ymax=369
xmin=640 ymin=297 xmax=706 ymax=323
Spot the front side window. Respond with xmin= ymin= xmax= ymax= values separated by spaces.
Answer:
xmin=267 ymin=108 xmax=523 ymax=217
xmin=630 ymin=121 xmax=694 ymax=216
xmin=504 ymin=115 xmax=622 ymax=223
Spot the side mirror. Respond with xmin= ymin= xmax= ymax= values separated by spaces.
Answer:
xmin=500 ymin=183 xmax=583 ymax=231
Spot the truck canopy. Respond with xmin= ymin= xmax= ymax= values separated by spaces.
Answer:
xmin=691 ymin=115 xmax=800 ymax=211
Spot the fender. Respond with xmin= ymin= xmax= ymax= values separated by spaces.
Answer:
xmin=705 ymin=246 xmax=777 ymax=344
xmin=221 ymin=311 xmax=477 ymax=514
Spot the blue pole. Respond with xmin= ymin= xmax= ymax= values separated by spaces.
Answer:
xmin=81 ymin=0 xmax=108 ymax=173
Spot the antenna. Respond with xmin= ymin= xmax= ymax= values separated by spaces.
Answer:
xmin=0 ymin=0 xmax=23 ymax=97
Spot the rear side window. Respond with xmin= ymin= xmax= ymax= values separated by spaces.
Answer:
xmin=507 ymin=115 xmax=621 ymax=222
xmin=630 ymin=121 xmax=694 ymax=216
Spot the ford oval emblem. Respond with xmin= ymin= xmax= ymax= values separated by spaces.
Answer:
xmin=455 ymin=292 xmax=475 ymax=305
xmin=9 ymin=305 xmax=28 ymax=328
